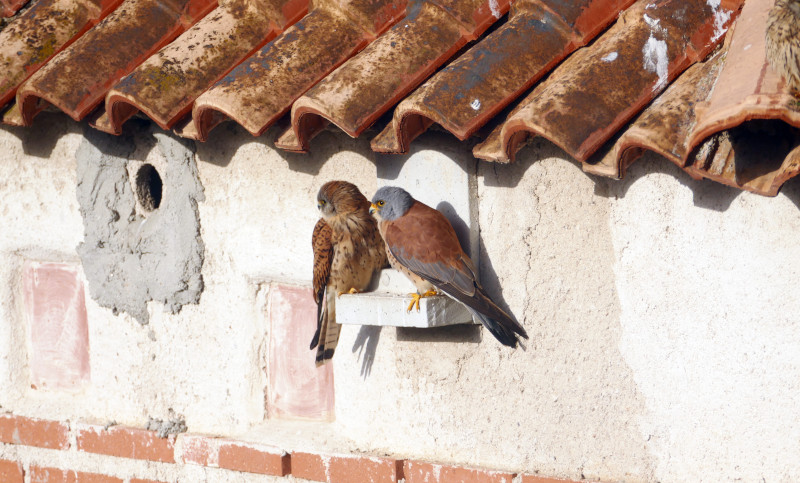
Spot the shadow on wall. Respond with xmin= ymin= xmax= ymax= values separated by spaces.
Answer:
xmin=199 ymin=120 xmax=371 ymax=177
xmin=481 ymin=135 xmax=752 ymax=212
xmin=782 ymin=177 xmax=800 ymax=209
xmin=373 ymin=129 xmax=479 ymax=182
xmin=600 ymin=151 xmax=744 ymax=212
xmin=0 ymin=112 xmax=81 ymax=158
xmin=352 ymin=325 xmax=381 ymax=379
xmin=3 ymin=111 xmax=798 ymax=214
xmin=396 ymin=325 xmax=481 ymax=344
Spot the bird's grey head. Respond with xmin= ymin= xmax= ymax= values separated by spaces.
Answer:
xmin=370 ymin=186 xmax=414 ymax=222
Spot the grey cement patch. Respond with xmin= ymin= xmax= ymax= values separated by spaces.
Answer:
xmin=76 ymin=124 xmax=204 ymax=324
xmin=146 ymin=409 xmax=188 ymax=438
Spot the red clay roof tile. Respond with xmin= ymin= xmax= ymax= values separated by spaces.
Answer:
xmin=584 ymin=49 xmax=726 ymax=179
xmin=473 ymin=0 xmax=743 ymax=164
xmin=276 ymin=0 xmax=510 ymax=153
xmin=683 ymin=0 xmax=800 ymax=196
xmin=587 ymin=0 xmax=800 ymax=197
xmin=95 ymin=0 xmax=308 ymax=134
xmin=0 ymin=0 xmax=122 ymax=111
xmin=186 ymin=0 xmax=406 ymax=141
xmin=370 ymin=0 xmax=634 ymax=154
xmin=15 ymin=0 xmax=217 ymax=125
xmin=3 ymin=0 xmax=795 ymax=197
xmin=1 ymin=0 xmax=28 ymax=17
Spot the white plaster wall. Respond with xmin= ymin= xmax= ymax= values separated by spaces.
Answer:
xmin=333 ymin=137 xmax=652 ymax=480
xmin=607 ymin=153 xmax=800 ymax=482
xmin=0 ymin=115 xmax=85 ymax=411
xmin=0 ymin=120 xmax=380 ymax=436
xmin=330 ymin=136 xmax=800 ymax=481
xmin=2 ymin=117 xmax=800 ymax=482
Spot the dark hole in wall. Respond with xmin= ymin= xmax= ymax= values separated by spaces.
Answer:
xmin=136 ymin=163 xmax=163 ymax=212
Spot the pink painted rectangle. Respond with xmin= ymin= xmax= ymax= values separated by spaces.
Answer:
xmin=23 ymin=261 xmax=90 ymax=390
xmin=266 ymin=284 xmax=333 ymax=420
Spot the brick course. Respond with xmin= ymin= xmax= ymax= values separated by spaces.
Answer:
xmin=0 ymin=416 xmax=582 ymax=482
xmin=217 ymin=441 xmax=290 ymax=475
xmin=29 ymin=466 xmax=123 ymax=483
xmin=0 ymin=459 xmax=24 ymax=483
xmin=290 ymin=451 xmax=327 ymax=482
xmin=75 ymin=424 xmax=175 ymax=463
xmin=403 ymin=460 xmax=515 ymax=483
xmin=327 ymin=454 xmax=400 ymax=483
xmin=0 ymin=414 xmax=69 ymax=449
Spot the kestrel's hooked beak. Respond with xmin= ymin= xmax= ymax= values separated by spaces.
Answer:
xmin=369 ymin=203 xmax=377 ymax=215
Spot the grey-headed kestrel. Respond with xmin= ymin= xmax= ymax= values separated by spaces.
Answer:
xmin=311 ymin=181 xmax=387 ymax=365
xmin=767 ymin=0 xmax=800 ymax=92
xmin=369 ymin=186 xmax=528 ymax=348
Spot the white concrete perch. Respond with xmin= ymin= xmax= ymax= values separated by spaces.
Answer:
xmin=336 ymin=269 xmax=476 ymax=328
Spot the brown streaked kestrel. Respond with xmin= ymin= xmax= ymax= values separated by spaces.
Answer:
xmin=369 ymin=186 xmax=528 ymax=348
xmin=767 ymin=0 xmax=800 ymax=93
xmin=311 ymin=181 xmax=388 ymax=365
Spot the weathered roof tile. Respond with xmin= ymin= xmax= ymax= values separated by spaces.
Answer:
xmin=2 ymin=0 xmax=795 ymax=197
xmin=1 ymin=0 xmax=28 ymax=17
xmin=683 ymin=0 xmax=800 ymax=195
xmin=277 ymin=0 xmax=509 ymax=153
xmin=0 ymin=0 xmax=122 ymax=110
xmin=16 ymin=0 xmax=217 ymax=125
xmin=187 ymin=0 xmax=406 ymax=141
xmin=95 ymin=0 xmax=308 ymax=134
xmin=473 ymin=0 xmax=742 ymax=164
xmin=584 ymin=49 xmax=726 ymax=179
xmin=371 ymin=0 xmax=634 ymax=154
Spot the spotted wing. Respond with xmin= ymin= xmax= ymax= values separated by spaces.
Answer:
xmin=310 ymin=218 xmax=333 ymax=349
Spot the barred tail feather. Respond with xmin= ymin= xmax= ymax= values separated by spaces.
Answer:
xmin=310 ymin=286 xmax=325 ymax=350
xmin=314 ymin=288 xmax=341 ymax=366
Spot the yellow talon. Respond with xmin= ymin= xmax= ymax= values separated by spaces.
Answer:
xmin=405 ymin=289 xmax=438 ymax=312
xmin=406 ymin=293 xmax=421 ymax=312
xmin=337 ymin=287 xmax=360 ymax=297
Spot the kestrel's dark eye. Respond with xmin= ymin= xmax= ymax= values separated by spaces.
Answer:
xmin=377 ymin=200 xmax=385 ymax=206
xmin=319 ymin=200 xmax=326 ymax=206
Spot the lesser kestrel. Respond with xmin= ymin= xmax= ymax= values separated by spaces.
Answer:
xmin=767 ymin=0 xmax=800 ymax=92
xmin=311 ymin=181 xmax=387 ymax=365
xmin=369 ymin=186 xmax=528 ymax=348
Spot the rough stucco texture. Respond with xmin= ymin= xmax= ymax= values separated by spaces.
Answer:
xmin=2 ymin=115 xmax=800 ymax=482
xmin=75 ymin=123 xmax=205 ymax=324
xmin=334 ymin=138 xmax=652 ymax=479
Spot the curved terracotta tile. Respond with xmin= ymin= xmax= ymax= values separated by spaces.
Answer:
xmin=188 ymin=0 xmax=406 ymax=141
xmin=681 ymin=0 xmax=800 ymax=196
xmin=686 ymin=121 xmax=800 ymax=196
xmin=276 ymin=0 xmax=509 ymax=153
xmin=16 ymin=0 xmax=217 ymax=125
xmin=96 ymin=0 xmax=308 ymax=134
xmin=2 ymin=0 xmax=28 ymax=17
xmin=370 ymin=0 xmax=633 ymax=154
xmin=473 ymin=0 xmax=743 ymax=164
xmin=428 ymin=0 xmax=500 ymax=38
xmin=584 ymin=50 xmax=726 ymax=179
xmin=0 ymin=0 xmax=122 ymax=112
